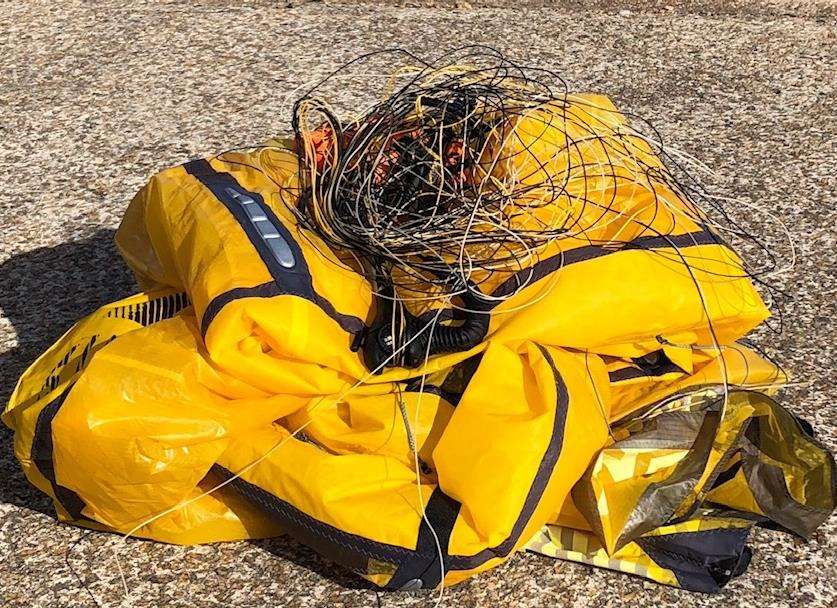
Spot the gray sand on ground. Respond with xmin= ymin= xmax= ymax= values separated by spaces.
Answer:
xmin=0 ymin=2 xmax=834 ymax=607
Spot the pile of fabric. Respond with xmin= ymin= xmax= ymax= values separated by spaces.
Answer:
xmin=4 ymin=51 xmax=834 ymax=594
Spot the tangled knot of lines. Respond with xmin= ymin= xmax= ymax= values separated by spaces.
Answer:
xmin=291 ymin=51 xmax=606 ymax=299
xmin=289 ymin=47 xmax=786 ymax=331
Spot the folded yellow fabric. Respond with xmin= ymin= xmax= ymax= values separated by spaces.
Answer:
xmin=4 ymin=96 xmax=833 ymax=592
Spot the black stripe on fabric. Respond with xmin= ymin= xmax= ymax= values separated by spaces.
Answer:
xmin=162 ymin=294 xmax=171 ymax=322
xmin=491 ymin=229 xmax=720 ymax=301
xmin=106 ymin=293 xmax=190 ymax=327
xmin=31 ymin=388 xmax=86 ymax=520
xmin=444 ymin=344 xmax=570 ymax=570
xmin=199 ymin=282 xmax=364 ymax=337
xmin=439 ymin=353 xmax=484 ymax=408
xmin=218 ymin=344 xmax=569 ymax=584
xmin=219 ymin=460 xmax=464 ymax=590
xmin=401 ymin=353 xmax=485 ymax=409
xmin=402 ymin=379 xmax=461 ymax=408
xmin=184 ymin=159 xmax=309 ymax=285
xmin=212 ymin=464 xmax=419 ymax=564
xmin=608 ymin=355 xmax=685 ymax=383
xmin=184 ymin=159 xmax=364 ymax=338
xmin=387 ymin=488 xmax=462 ymax=590
xmin=403 ymin=381 xmax=443 ymax=399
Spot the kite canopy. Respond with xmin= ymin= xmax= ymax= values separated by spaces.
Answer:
xmin=3 ymin=54 xmax=834 ymax=593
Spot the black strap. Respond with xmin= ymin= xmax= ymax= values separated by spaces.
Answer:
xmin=216 ymin=344 xmax=570 ymax=585
xmin=492 ymin=228 xmax=720 ymax=301
xmin=608 ymin=350 xmax=685 ymax=382
xmin=31 ymin=388 xmax=87 ymax=520
xmin=183 ymin=159 xmax=364 ymax=338
xmin=387 ymin=487 xmax=462 ymax=590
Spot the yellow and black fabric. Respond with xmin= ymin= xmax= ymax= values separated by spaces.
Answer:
xmin=527 ymin=516 xmax=755 ymax=593
xmin=527 ymin=388 xmax=836 ymax=592
xmin=4 ymin=96 xmax=834 ymax=591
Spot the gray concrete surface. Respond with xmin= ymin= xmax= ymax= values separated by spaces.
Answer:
xmin=1 ymin=1 xmax=835 ymax=606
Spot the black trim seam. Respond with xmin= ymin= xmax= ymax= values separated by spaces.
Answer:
xmin=183 ymin=159 xmax=364 ymax=338
xmin=491 ymin=229 xmax=720 ymax=301
xmin=31 ymin=388 xmax=86 ymax=520
xmin=218 ymin=343 xmax=569 ymax=585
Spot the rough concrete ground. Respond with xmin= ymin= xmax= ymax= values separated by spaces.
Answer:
xmin=0 ymin=1 xmax=835 ymax=606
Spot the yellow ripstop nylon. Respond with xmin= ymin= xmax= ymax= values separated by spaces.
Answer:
xmin=4 ymin=95 xmax=809 ymax=589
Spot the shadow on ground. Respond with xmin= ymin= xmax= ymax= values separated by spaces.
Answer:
xmin=253 ymin=537 xmax=380 ymax=590
xmin=0 ymin=229 xmax=135 ymax=515
xmin=0 ymin=232 xmax=373 ymax=588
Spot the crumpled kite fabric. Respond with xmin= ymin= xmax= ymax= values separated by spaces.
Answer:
xmin=4 ymin=53 xmax=835 ymax=594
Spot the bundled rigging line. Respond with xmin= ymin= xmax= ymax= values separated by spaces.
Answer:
xmin=292 ymin=51 xmax=577 ymax=296
xmin=289 ymin=46 xmax=791 ymax=370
